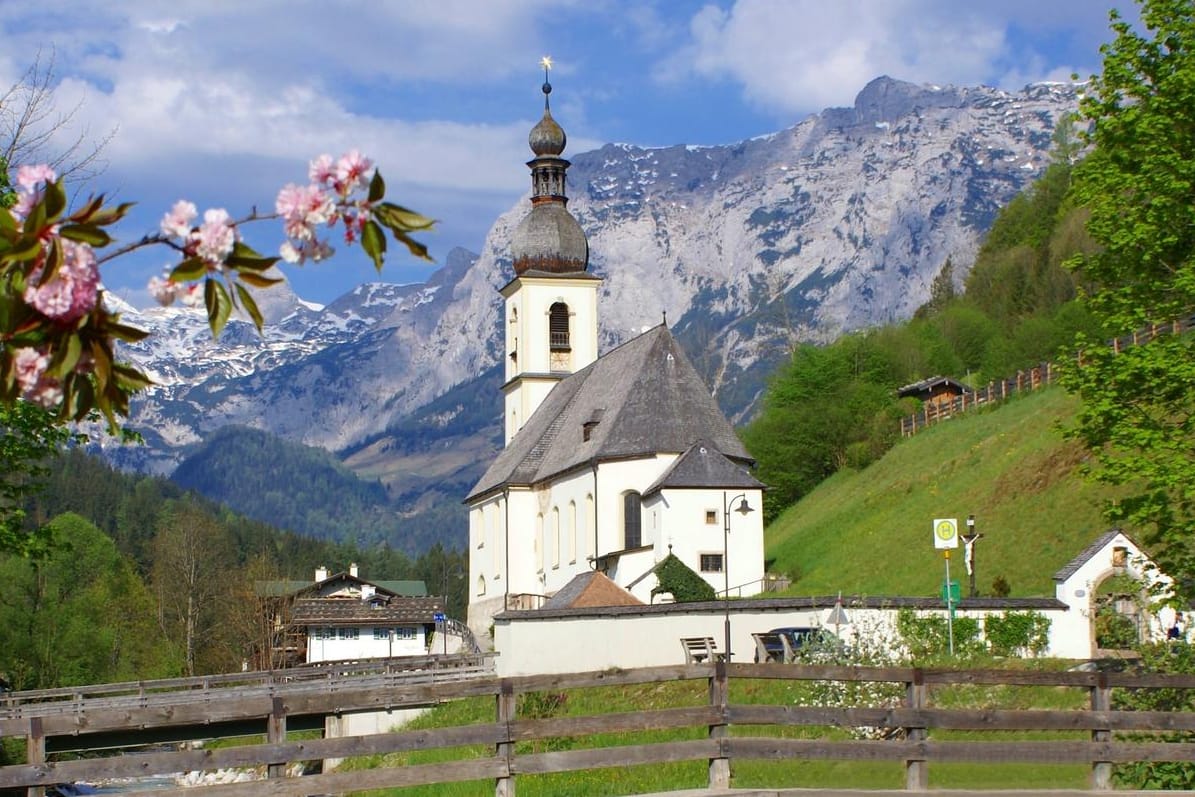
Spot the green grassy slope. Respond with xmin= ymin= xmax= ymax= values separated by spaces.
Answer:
xmin=765 ymin=387 xmax=1120 ymax=598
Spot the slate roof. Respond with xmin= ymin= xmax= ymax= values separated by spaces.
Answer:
xmin=467 ymin=325 xmax=752 ymax=500
xmin=644 ymin=439 xmax=766 ymax=496
xmin=1053 ymin=529 xmax=1133 ymax=583
xmin=542 ymin=571 xmax=644 ymax=609
xmin=292 ymin=595 xmax=443 ymax=626
xmin=897 ymin=376 xmax=971 ymax=397
xmin=255 ymin=574 xmax=428 ymax=598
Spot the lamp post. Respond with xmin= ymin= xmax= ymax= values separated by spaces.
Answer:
xmin=722 ymin=492 xmax=755 ymax=662
xmin=962 ymin=514 xmax=983 ymax=598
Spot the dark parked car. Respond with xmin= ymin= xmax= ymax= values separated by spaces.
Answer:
xmin=753 ymin=627 xmax=840 ymax=662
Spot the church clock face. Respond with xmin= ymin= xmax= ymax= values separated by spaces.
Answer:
xmin=550 ymin=350 xmax=570 ymax=371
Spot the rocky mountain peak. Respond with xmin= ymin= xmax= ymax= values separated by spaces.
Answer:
xmin=104 ymin=78 xmax=1081 ymax=528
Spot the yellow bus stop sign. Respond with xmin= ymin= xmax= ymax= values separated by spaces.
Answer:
xmin=933 ymin=517 xmax=959 ymax=549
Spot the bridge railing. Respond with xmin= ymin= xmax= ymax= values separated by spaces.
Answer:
xmin=3 ymin=661 xmax=1194 ymax=796
xmin=0 ymin=653 xmax=494 ymax=718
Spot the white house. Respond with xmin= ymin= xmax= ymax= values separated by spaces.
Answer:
xmin=287 ymin=566 xmax=443 ymax=663
xmin=1050 ymin=528 xmax=1180 ymax=654
xmin=465 ymin=75 xmax=766 ymax=639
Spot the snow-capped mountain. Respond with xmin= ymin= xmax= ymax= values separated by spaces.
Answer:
xmin=105 ymin=77 xmax=1080 ymax=491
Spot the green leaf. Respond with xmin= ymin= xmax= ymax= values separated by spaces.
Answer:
xmin=237 ymin=271 xmax=283 ymax=289
xmin=43 ymin=179 xmax=67 ymax=220
xmin=59 ymin=224 xmax=111 ymax=248
xmin=368 ymin=170 xmax=386 ymax=203
xmin=392 ymin=230 xmax=432 ymax=262
xmin=170 ymin=258 xmax=208 ymax=282
xmin=106 ymin=321 xmax=151 ymax=343
xmin=361 ymin=219 xmax=386 ymax=272
xmin=0 ymin=207 xmax=17 ymax=239
xmin=375 ymin=202 xmax=436 ymax=232
xmin=226 ymin=241 xmax=279 ymax=272
xmin=112 ymin=363 xmax=154 ymax=392
xmin=87 ymin=202 xmax=136 ymax=226
xmin=204 ymin=278 xmax=233 ymax=338
xmin=234 ymin=283 xmax=264 ymax=332
xmin=51 ymin=333 xmax=83 ymax=377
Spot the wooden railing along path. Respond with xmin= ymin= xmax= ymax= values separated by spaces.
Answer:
xmin=3 ymin=661 xmax=1194 ymax=796
xmin=899 ymin=313 xmax=1195 ymax=437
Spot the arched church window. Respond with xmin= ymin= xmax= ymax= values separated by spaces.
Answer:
xmin=568 ymin=500 xmax=577 ymax=564
xmin=536 ymin=513 xmax=545 ymax=572
xmin=549 ymin=302 xmax=570 ymax=351
xmin=623 ymin=491 xmax=642 ymax=549
xmin=477 ymin=575 xmax=486 ymax=596
xmin=552 ymin=506 xmax=561 ymax=568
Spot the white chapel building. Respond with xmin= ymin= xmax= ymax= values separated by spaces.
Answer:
xmin=465 ymin=75 xmax=765 ymax=638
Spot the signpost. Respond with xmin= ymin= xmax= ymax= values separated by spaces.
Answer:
xmin=933 ymin=518 xmax=959 ymax=656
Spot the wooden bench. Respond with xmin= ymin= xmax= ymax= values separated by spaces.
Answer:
xmin=679 ymin=636 xmax=724 ymax=664
xmin=751 ymin=632 xmax=786 ymax=663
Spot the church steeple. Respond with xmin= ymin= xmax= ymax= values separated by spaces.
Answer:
xmin=511 ymin=57 xmax=589 ymax=275
xmin=501 ymin=59 xmax=601 ymax=446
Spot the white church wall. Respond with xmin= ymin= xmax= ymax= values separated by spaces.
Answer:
xmin=492 ymin=601 xmax=1079 ymax=677
xmin=653 ymin=488 xmax=766 ymax=598
xmin=594 ymin=456 xmax=678 ymax=553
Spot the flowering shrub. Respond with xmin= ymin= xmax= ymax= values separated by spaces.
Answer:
xmin=0 ymin=152 xmax=433 ymax=428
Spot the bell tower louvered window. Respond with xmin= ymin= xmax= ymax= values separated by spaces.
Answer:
xmin=549 ymin=302 xmax=570 ymax=351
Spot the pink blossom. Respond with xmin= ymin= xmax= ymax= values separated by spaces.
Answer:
xmin=279 ymin=237 xmax=333 ymax=265
xmin=148 ymin=275 xmax=178 ymax=306
xmin=276 ymin=183 xmax=333 ymax=226
xmin=16 ymin=164 xmax=56 ymax=193
xmin=194 ymin=208 xmax=237 ymax=265
xmin=161 ymin=200 xmax=198 ymax=238
xmin=179 ymin=283 xmax=203 ymax=308
xmin=11 ymin=191 xmax=36 ymax=221
xmin=13 ymin=348 xmax=49 ymax=392
xmin=309 ymin=154 xmax=335 ymax=185
xmin=335 ymin=150 xmax=373 ymax=192
xmin=13 ymin=347 xmax=61 ymax=408
xmin=23 ymin=240 xmax=100 ymax=322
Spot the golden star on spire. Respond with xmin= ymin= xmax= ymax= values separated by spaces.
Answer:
xmin=540 ymin=55 xmax=553 ymax=71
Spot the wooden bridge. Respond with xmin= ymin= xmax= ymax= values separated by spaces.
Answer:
xmin=2 ymin=659 xmax=1194 ymax=796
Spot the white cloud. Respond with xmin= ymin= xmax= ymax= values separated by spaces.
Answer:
xmin=663 ymin=0 xmax=1110 ymax=116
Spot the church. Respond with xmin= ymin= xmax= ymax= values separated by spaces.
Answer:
xmin=465 ymin=72 xmax=765 ymax=638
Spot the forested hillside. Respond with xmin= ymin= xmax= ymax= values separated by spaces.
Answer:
xmin=764 ymin=387 xmax=1112 ymax=597
xmin=1 ymin=448 xmax=467 ymax=689
xmin=743 ymin=148 xmax=1100 ymax=522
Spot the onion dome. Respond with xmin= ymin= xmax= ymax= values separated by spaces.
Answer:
xmin=529 ymin=83 xmax=566 ymax=156
xmin=511 ymin=62 xmax=589 ymax=275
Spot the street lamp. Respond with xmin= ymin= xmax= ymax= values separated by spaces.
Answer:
xmin=962 ymin=514 xmax=983 ymax=598
xmin=723 ymin=492 xmax=754 ymax=661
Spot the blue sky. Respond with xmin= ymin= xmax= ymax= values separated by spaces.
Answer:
xmin=0 ymin=0 xmax=1134 ymax=308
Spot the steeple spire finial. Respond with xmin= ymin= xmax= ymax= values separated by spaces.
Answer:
xmin=510 ymin=60 xmax=588 ymax=275
xmin=540 ymin=55 xmax=553 ymax=110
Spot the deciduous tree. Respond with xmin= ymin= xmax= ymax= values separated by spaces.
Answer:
xmin=1063 ymin=0 xmax=1195 ymax=596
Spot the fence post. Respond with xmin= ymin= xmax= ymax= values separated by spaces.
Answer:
xmin=267 ymin=696 xmax=287 ymax=779
xmin=708 ymin=660 xmax=730 ymax=789
xmin=905 ymin=669 xmax=928 ymax=791
xmin=1091 ymin=673 xmax=1112 ymax=790
xmin=26 ymin=716 xmax=45 ymax=797
xmin=496 ymin=680 xmax=516 ymax=797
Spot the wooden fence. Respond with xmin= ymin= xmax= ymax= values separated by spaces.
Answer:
xmin=900 ymin=362 xmax=1056 ymax=436
xmin=899 ymin=313 xmax=1195 ymax=438
xmin=3 ymin=661 xmax=1194 ymax=796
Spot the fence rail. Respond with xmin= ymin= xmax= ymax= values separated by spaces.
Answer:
xmin=3 ymin=662 xmax=1193 ymax=796
xmin=899 ymin=313 xmax=1195 ymax=437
